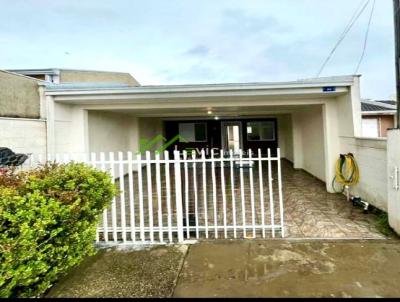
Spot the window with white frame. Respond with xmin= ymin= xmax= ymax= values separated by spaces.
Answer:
xmin=178 ymin=123 xmax=207 ymax=142
xmin=247 ymin=121 xmax=275 ymax=141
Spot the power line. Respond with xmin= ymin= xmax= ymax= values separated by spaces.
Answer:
xmin=354 ymin=0 xmax=376 ymax=74
xmin=316 ymin=0 xmax=371 ymax=77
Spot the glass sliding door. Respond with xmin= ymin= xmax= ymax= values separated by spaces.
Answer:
xmin=221 ymin=121 xmax=242 ymax=156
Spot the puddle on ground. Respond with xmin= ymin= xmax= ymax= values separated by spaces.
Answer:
xmin=237 ymin=249 xmax=337 ymax=282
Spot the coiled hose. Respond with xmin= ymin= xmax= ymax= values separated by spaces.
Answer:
xmin=332 ymin=153 xmax=360 ymax=193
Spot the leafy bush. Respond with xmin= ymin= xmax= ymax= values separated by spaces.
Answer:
xmin=0 ymin=163 xmax=117 ymax=298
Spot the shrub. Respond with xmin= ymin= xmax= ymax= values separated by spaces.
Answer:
xmin=0 ymin=163 xmax=117 ymax=298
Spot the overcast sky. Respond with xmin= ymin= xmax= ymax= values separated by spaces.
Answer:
xmin=0 ymin=0 xmax=395 ymax=99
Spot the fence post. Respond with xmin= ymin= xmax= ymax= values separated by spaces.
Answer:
xmin=174 ymin=150 xmax=184 ymax=243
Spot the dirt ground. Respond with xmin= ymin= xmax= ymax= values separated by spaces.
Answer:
xmin=47 ymin=239 xmax=400 ymax=298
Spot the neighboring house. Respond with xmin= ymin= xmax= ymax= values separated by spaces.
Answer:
xmin=0 ymin=68 xmax=139 ymax=155
xmin=0 ymin=70 xmax=46 ymax=155
xmin=0 ymin=70 xmax=41 ymax=119
xmin=361 ymin=99 xmax=397 ymax=138
xmin=8 ymin=68 xmax=140 ymax=86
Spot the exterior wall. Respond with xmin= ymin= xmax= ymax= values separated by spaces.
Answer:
xmin=0 ymin=117 xmax=46 ymax=155
xmin=48 ymin=100 xmax=90 ymax=154
xmin=292 ymin=106 xmax=326 ymax=181
xmin=362 ymin=115 xmax=395 ymax=137
xmin=277 ymin=114 xmax=293 ymax=162
xmin=334 ymin=77 xmax=362 ymax=138
xmin=340 ymin=137 xmax=388 ymax=211
xmin=138 ymin=117 xmax=163 ymax=152
xmin=380 ymin=115 xmax=395 ymax=137
xmin=0 ymin=71 xmax=40 ymax=118
xmin=60 ymin=70 xmax=139 ymax=86
xmin=387 ymin=129 xmax=400 ymax=234
xmin=52 ymin=102 xmax=75 ymax=154
xmin=88 ymin=111 xmax=139 ymax=154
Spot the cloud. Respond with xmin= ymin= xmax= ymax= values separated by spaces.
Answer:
xmin=220 ymin=8 xmax=290 ymax=36
xmin=0 ymin=0 xmax=395 ymax=99
xmin=183 ymin=45 xmax=210 ymax=57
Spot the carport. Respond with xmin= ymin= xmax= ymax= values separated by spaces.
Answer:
xmin=41 ymin=75 xmax=382 ymax=241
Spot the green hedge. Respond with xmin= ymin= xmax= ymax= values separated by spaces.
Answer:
xmin=0 ymin=163 xmax=117 ymax=298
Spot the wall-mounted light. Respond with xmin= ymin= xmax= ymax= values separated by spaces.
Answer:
xmin=207 ymin=110 xmax=213 ymax=115
xmin=214 ymin=116 xmax=219 ymax=120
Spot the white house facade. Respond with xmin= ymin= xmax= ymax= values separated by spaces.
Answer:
xmin=42 ymin=75 xmax=362 ymax=194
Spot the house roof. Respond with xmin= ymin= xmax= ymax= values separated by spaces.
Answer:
xmin=376 ymin=100 xmax=397 ymax=106
xmin=0 ymin=68 xmax=46 ymax=82
xmin=44 ymin=75 xmax=358 ymax=92
xmin=44 ymin=82 xmax=131 ymax=90
xmin=6 ymin=68 xmax=134 ymax=76
xmin=361 ymin=99 xmax=397 ymax=114
xmin=41 ymin=75 xmax=359 ymax=108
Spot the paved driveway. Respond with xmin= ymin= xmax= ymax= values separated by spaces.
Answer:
xmin=174 ymin=240 xmax=400 ymax=298
xmin=49 ymin=239 xmax=400 ymax=298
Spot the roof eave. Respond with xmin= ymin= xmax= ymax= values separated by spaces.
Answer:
xmin=44 ymin=81 xmax=353 ymax=96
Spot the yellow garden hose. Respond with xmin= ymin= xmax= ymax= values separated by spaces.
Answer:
xmin=332 ymin=153 xmax=360 ymax=193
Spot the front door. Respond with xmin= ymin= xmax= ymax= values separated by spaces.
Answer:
xmin=221 ymin=121 xmax=242 ymax=155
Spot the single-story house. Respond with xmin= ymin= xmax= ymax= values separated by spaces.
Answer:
xmin=25 ymin=72 xmax=362 ymax=194
xmin=361 ymin=99 xmax=397 ymax=138
xmin=4 ymin=68 xmax=399 ymax=241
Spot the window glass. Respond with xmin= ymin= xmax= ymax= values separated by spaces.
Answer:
xmin=247 ymin=121 xmax=275 ymax=141
xmin=179 ymin=123 xmax=207 ymax=142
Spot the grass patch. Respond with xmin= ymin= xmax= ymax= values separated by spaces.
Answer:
xmin=375 ymin=212 xmax=394 ymax=237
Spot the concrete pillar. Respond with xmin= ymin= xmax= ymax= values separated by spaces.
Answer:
xmin=46 ymin=95 xmax=55 ymax=155
xmin=388 ymin=129 xmax=400 ymax=234
xmin=291 ymin=113 xmax=303 ymax=170
xmin=322 ymin=102 xmax=340 ymax=193
xmin=70 ymin=107 xmax=89 ymax=153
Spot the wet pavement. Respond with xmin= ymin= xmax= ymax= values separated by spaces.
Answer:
xmin=174 ymin=240 xmax=400 ymax=298
xmin=48 ymin=239 xmax=400 ymax=298
xmin=47 ymin=245 xmax=187 ymax=298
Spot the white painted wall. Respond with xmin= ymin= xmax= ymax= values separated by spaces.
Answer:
xmin=292 ymin=106 xmax=326 ymax=181
xmin=277 ymin=114 xmax=293 ymax=162
xmin=53 ymin=102 xmax=74 ymax=154
xmin=362 ymin=118 xmax=379 ymax=138
xmin=387 ymin=129 xmax=400 ymax=234
xmin=138 ymin=117 xmax=163 ymax=152
xmin=340 ymin=136 xmax=388 ymax=211
xmin=0 ymin=117 xmax=46 ymax=155
xmin=88 ymin=111 xmax=139 ymax=154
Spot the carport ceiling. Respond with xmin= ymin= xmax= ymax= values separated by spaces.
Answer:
xmin=91 ymin=104 xmax=323 ymax=118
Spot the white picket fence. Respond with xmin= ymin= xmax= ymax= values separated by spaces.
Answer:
xmin=25 ymin=148 xmax=285 ymax=245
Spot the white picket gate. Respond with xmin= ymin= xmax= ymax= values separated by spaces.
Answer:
xmin=25 ymin=148 xmax=285 ymax=245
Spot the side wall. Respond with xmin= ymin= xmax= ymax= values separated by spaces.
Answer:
xmin=138 ymin=117 xmax=164 ymax=152
xmin=88 ymin=111 xmax=139 ymax=154
xmin=292 ymin=106 xmax=326 ymax=181
xmin=388 ymin=129 xmax=400 ymax=234
xmin=0 ymin=71 xmax=40 ymax=118
xmin=340 ymin=137 xmax=388 ymax=211
xmin=277 ymin=114 xmax=293 ymax=162
xmin=0 ymin=117 xmax=46 ymax=155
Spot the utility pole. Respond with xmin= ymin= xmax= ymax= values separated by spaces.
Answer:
xmin=394 ymin=0 xmax=400 ymax=128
